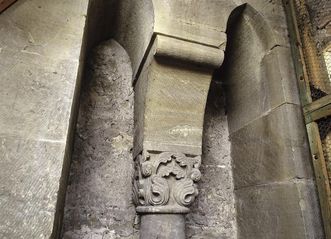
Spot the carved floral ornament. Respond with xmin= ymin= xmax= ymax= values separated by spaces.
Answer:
xmin=133 ymin=151 xmax=202 ymax=214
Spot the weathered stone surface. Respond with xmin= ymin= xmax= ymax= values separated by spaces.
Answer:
xmin=0 ymin=58 xmax=77 ymax=140
xmin=140 ymin=214 xmax=185 ymax=239
xmin=0 ymin=1 xmax=324 ymax=238
xmin=114 ymin=0 xmax=154 ymax=77
xmin=260 ymin=47 xmax=300 ymax=108
xmin=243 ymin=0 xmax=292 ymax=48
xmin=236 ymin=181 xmax=324 ymax=239
xmin=0 ymin=0 xmax=89 ymax=238
xmin=143 ymin=62 xmax=212 ymax=155
xmin=133 ymin=151 xmax=202 ymax=214
xmin=231 ymin=104 xmax=313 ymax=189
xmin=221 ymin=2 xmax=323 ymax=238
xmin=305 ymin=0 xmax=331 ymax=48
xmin=0 ymin=137 xmax=65 ymax=239
xmin=131 ymin=12 xmax=228 ymax=237
xmin=134 ymin=35 xmax=223 ymax=157
xmin=0 ymin=1 xmax=86 ymax=140
xmin=114 ymin=0 xmax=291 ymax=79
xmin=62 ymin=40 xmax=136 ymax=239
xmin=224 ymin=3 xmax=299 ymax=134
xmin=187 ymin=80 xmax=237 ymax=239
xmin=153 ymin=0 xmax=232 ymax=48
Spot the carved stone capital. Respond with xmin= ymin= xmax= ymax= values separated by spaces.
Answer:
xmin=132 ymin=33 xmax=224 ymax=218
xmin=133 ymin=151 xmax=201 ymax=214
xmin=133 ymin=33 xmax=223 ymax=219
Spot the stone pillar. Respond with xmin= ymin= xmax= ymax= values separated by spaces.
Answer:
xmin=132 ymin=35 xmax=224 ymax=238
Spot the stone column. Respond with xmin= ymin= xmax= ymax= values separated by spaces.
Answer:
xmin=132 ymin=35 xmax=224 ymax=239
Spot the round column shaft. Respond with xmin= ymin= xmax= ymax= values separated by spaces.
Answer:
xmin=140 ymin=214 xmax=185 ymax=239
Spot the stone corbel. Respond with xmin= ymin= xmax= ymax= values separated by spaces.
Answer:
xmin=133 ymin=34 xmax=224 ymax=239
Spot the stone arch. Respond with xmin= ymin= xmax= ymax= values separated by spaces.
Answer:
xmin=216 ymin=3 xmax=324 ymax=238
xmin=114 ymin=0 xmax=155 ymax=77
xmin=68 ymin=1 xmax=325 ymax=238
xmin=223 ymin=3 xmax=282 ymax=133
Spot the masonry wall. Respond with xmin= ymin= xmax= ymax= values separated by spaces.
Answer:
xmin=0 ymin=0 xmax=325 ymax=238
xmin=61 ymin=40 xmax=238 ymax=239
xmin=223 ymin=4 xmax=324 ymax=238
xmin=0 ymin=0 xmax=89 ymax=238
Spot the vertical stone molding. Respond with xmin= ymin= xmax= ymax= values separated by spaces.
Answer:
xmin=133 ymin=34 xmax=224 ymax=238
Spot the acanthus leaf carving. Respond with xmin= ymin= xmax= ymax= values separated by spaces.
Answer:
xmin=144 ymin=176 xmax=170 ymax=206
xmin=133 ymin=151 xmax=201 ymax=213
xmin=173 ymin=178 xmax=198 ymax=207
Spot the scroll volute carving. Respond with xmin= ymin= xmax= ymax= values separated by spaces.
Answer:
xmin=133 ymin=151 xmax=201 ymax=214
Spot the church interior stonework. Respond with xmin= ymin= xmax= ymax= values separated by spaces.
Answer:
xmin=0 ymin=0 xmax=331 ymax=238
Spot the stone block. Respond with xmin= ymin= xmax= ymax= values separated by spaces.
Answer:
xmin=0 ymin=58 xmax=79 ymax=141
xmin=0 ymin=0 xmax=89 ymax=237
xmin=114 ymin=0 xmax=154 ymax=76
xmin=231 ymin=104 xmax=313 ymax=189
xmin=260 ymin=46 xmax=300 ymax=108
xmin=235 ymin=181 xmax=324 ymax=239
xmin=0 ymin=136 xmax=65 ymax=239
xmin=224 ymin=4 xmax=299 ymax=134
xmin=244 ymin=0 xmax=292 ymax=47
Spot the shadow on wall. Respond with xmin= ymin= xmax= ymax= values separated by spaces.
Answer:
xmin=186 ymin=76 xmax=237 ymax=238
xmin=60 ymin=1 xmax=323 ymax=239
xmin=220 ymin=3 xmax=324 ymax=239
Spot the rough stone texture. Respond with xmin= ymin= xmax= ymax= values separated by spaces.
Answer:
xmin=0 ymin=0 xmax=87 ymax=140
xmin=243 ymin=0 xmax=292 ymax=48
xmin=62 ymin=43 xmax=237 ymax=238
xmin=306 ymin=0 xmax=331 ymax=47
xmin=0 ymin=0 xmax=325 ymax=238
xmin=113 ymin=0 xmax=293 ymax=79
xmin=0 ymin=137 xmax=66 ymax=239
xmin=131 ymin=22 xmax=229 ymax=237
xmin=236 ymin=181 xmax=324 ymax=239
xmin=61 ymin=1 xmax=321 ymax=239
xmin=114 ymin=0 xmax=154 ymax=77
xmin=132 ymin=34 xmax=222 ymax=157
xmin=187 ymin=80 xmax=237 ymax=239
xmin=140 ymin=215 xmax=186 ymax=239
xmin=0 ymin=0 xmax=89 ymax=238
xmin=152 ymin=0 xmax=231 ymax=48
xmin=231 ymin=104 xmax=313 ymax=189
xmin=62 ymin=40 xmax=137 ymax=239
xmin=223 ymin=4 xmax=299 ymax=134
xmin=222 ymin=2 xmax=324 ymax=238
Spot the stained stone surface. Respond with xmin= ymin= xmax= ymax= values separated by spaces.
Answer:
xmin=62 ymin=42 xmax=237 ymax=238
xmin=236 ymin=180 xmax=324 ymax=239
xmin=62 ymin=40 xmax=137 ymax=239
xmin=305 ymin=0 xmax=331 ymax=45
xmin=186 ymin=80 xmax=237 ymax=239
xmin=0 ymin=0 xmax=89 ymax=238
xmin=223 ymin=3 xmax=299 ymax=134
xmin=222 ymin=2 xmax=324 ymax=238
xmin=231 ymin=104 xmax=313 ymax=189
xmin=0 ymin=137 xmax=66 ymax=239
xmin=0 ymin=0 xmax=325 ymax=238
